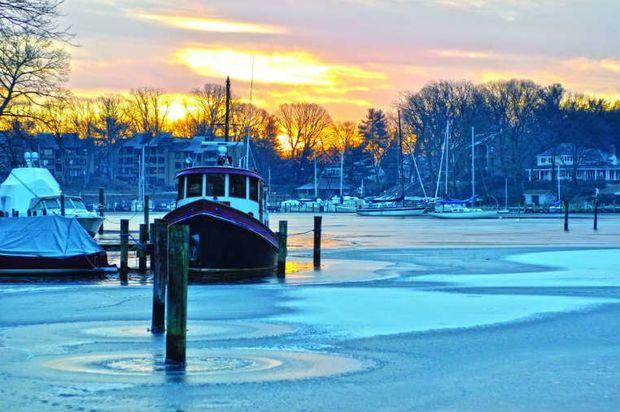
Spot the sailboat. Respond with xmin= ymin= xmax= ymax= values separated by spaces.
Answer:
xmin=356 ymin=110 xmax=428 ymax=216
xmin=429 ymin=125 xmax=498 ymax=219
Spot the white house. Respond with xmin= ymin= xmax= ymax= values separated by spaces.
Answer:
xmin=526 ymin=143 xmax=620 ymax=182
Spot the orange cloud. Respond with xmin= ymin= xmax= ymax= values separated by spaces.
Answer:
xmin=175 ymin=47 xmax=385 ymax=87
xmin=136 ymin=13 xmax=286 ymax=34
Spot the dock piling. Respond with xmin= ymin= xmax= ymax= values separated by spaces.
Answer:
xmin=593 ymin=199 xmax=599 ymax=231
xmin=120 ymin=219 xmax=129 ymax=282
xmin=144 ymin=195 xmax=150 ymax=239
xmin=277 ymin=220 xmax=288 ymax=277
xmin=563 ymin=200 xmax=569 ymax=232
xmin=138 ymin=223 xmax=148 ymax=272
xmin=166 ymin=224 xmax=189 ymax=366
xmin=98 ymin=188 xmax=105 ymax=235
xmin=60 ymin=194 xmax=65 ymax=216
xmin=151 ymin=219 xmax=168 ymax=334
xmin=313 ymin=215 xmax=322 ymax=269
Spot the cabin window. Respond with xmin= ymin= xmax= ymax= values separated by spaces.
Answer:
xmin=249 ymin=177 xmax=259 ymax=201
xmin=229 ymin=174 xmax=247 ymax=198
xmin=205 ymin=174 xmax=225 ymax=197
xmin=177 ymin=176 xmax=185 ymax=199
xmin=187 ymin=174 xmax=203 ymax=197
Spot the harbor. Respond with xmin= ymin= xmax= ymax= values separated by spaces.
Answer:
xmin=1 ymin=0 xmax=620 ymax=410
xmin=1 ymin=213 xmax=619 ymax=410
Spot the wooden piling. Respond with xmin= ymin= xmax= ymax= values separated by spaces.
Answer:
xmin=166 ymin=224 xmax=189 ymax=366
xmin=27 ymin=209 xmax=32 ymax=216
xmin=593 ymin=199 xmax=599 ymax=231
xmin=313 ymin=215 xmax=322 ymax=269
xmin=277 ymin=220 xmax=288 ymax=276
xmin=144 ymin=195 xmax=150 ymax=239
xmin=60 ymin=194 xmax=65 ymax=216
xmin=138 ymin=223 xmax=148 ymax=272
xmin=120 ymin=219 xmax=129 ymax=281
xmin=98 ymin=187 xmax=105 ymax=235
xmin=563 ymin=200 xmax=569 ymax=232
xmin=151 ymin=219 xmax=168 ymax=334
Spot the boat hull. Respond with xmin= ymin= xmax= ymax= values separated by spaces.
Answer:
xmin=356 ymin=207 xmax=427 ymax=216
xmin=0 ymin=251 xmax=114 ymax=276
xmin=76 ymin=216 xmax=104 ymax=237
xmin=429 ymin=211 xmax=498 ymax=219
xmin=164 ymin=199 xmax=278 ymax=277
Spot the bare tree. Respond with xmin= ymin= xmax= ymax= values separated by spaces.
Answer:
xmin=126 ymin=88 xmax=169 ymax=137
xmin=94 ymin=94 xmax=129 ymax=180
xmin=276 ymin=103 xmax=332 ymax=160
xmin=0 ymin=30 xmax=69 ymax=119
xmin=0 ymin=0 xmax=71 ymax=40
xmin=69 ymin=97 xmax=97 ymax=138
xmin=187 ymin=83 xmax=227 ymax=136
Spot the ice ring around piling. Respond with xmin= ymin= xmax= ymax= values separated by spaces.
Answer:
xmin=4 ymin=320 xmax=294 ymax=348
xmin=81 ymin=320 xmax=294 ymax=340
xmin=42 ymin=349 xmax=368 ymax=383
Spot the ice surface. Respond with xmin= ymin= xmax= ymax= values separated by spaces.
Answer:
xmin=274 ymin=287 xmax=614 ymax=339
xmin=410 ymin=249 xmax=620 ymax=288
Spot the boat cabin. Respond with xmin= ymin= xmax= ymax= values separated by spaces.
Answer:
xmin=176 ymin=166 xmax=266 ymax=224
xmin=29 ymin=195 xmax=90 ymax=216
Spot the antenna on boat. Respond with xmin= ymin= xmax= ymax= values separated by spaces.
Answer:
xmin=224 ymin=76 xmax=231 ymax=142
xmin=245 ymin=57 xmax=255 ymax=169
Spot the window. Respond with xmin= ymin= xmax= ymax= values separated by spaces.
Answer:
xmin=249 ymin=177 xmax=259 ymax=201
xmin=177 ymin=176 xmax=185 ymax=199
xmin=205 ymin=174 xmax=225 ymax=197
xmin=187 ymin=174 xmax=202 ymax=197
xmin=229 ymin=174 xmax=247 ymax=198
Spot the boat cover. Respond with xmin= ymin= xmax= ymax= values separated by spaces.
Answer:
xmin=0 ymin=167 xmax=61 ymax=214
xmin=0 ymin=216 xmax=102 ymax=258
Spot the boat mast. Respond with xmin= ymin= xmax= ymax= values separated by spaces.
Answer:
xmin=557 ymin=163 xmax=561 ymax=201
xmin=505 ymin=177 xmax=508 ymax=209
xmin=314 ymin=156 xmax=318 ymax=199
xmin=339 ymin=149 xmax=344 ymax=197
xmin=397 ymin=110 xmax=405 ymax=205
xmin=471 ymin=126 xmax=475 ymax=204
xmin=245 ymin=58 xmax=255 ymax=169
xmin=445 ymin=121 xmax=449 ymax=198
xmin=224 ymin=76 xmax=231 ymax=142
xmin=434 ymin=122 xmax=448 ymax=200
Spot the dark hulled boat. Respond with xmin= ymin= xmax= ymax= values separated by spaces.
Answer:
xmin=0 ymin=215 xmax=114 ymax=276
xmin=163 ymin=149 xmax=278 ymax=276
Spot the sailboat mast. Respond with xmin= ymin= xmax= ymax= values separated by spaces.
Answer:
xmin=505 ymin=177 xmax=508 ymax=209
xmin=445 ymin=121 xmax=449 ymax=197
xmin=557 ymin=163 xmax=561 ymax=201
xmin=471 ymin=126 xmax=475 ymax=202
xmin=340 ymin=150 xmax=344 ymax=197
xmin=397 ymin=110 xmax=405 ymax=204
xmin=314 ymin=156 xmax=318 ymax=199
xmin=224 ymin=76 xmax=231 ymax=142
xmin=434 ymin=122 xmax=447 ymax=200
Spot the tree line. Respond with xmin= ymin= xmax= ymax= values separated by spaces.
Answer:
xmin=1 ymin=1 xmax=619 ymax=197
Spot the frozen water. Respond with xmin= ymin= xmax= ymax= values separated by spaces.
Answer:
xmin=1 ymin=214 xmax=619 ymax=410
xmin=275 ymin=287 xmax=614 ymax=339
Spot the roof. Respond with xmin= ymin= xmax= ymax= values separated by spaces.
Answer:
xmin=538 ymin=143 xmax=614 ymax=165
xmin=177 ymin=166 xmax=263 ymax=181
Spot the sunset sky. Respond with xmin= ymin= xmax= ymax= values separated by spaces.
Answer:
xmin=62 ymin=0 xmax=619 ymax=120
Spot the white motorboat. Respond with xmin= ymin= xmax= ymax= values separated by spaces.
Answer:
xmin=0 ymin=153 xmax=103 ymax=236
xmin=429 ymin=205 xmax=498 ymax=219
